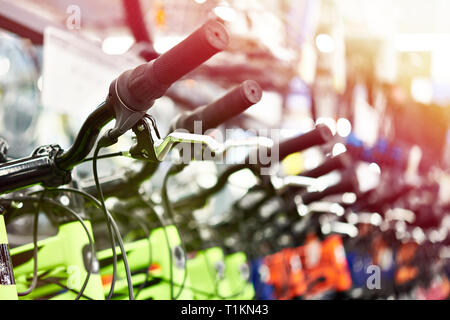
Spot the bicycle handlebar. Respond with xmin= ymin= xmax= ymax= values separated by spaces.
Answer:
xmin=255 ymin=124 xmax=333 ymax=165
xmin=114 ymin=20 xmax=229 ymax=111
xmin=171 ymin=126 xmax=333 ymax=210
xmin=60 ymin=20 xmax=228 ymax=169
xmin=300 ymin=153 xmax=352 ymax=178
xmin=171 ymin=127 xmax=332 ymax=211
xmin=171 ymin=80 xmax=262 ymax=134
xmin=277 ymin=124 xmax=333 ymax=162
xmin=0 ymin=21 xmax=229 ymax=194
xmin=301 ymin=173 xmax=359 ymax=205
xmin=357 ymin=185 xmax=414 ymax=213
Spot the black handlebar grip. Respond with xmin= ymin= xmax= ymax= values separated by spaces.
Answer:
xmin=277 ymin=124 xmax=333 ymax=162
xmin=172 ymin=80 xmax=262 ymax=133
xmin=114 ymin=20 xmax=229 ymax=112
xmin=300 ymin=153 xmax=352 ymax=178
xmin=301 ymin=173 xmax=359 ymax=205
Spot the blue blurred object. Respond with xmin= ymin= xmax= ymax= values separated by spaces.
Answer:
xmin=346 ymin=134 xmax=408 ymax=169
xmin=346 ymin=250 xmax=396 ymax=292
xmin=250 ymin=258 xmax=275 ymax=300
xmin=346 ymin=251 xmax=373 ymax=288
xmin=375 ymin=138 xmax=389 ymax=154
xmin=346 ymin=133 xmax=363 ymax=148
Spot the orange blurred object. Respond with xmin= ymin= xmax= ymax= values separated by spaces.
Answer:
xmin=101 ymin=274 xmax=113 ymax=287
xmin=395 ymin=241 xmax=419 ymax=285
xmin=153 ymin=1 xmax=166 ymax=28
xmin=284 ymin=248 xmax=307 ymax=298
xmin=265 ymin=234 xmax=352 ymax=300
xmin=304 ymin=235 xmax=352 ymax=297
xmin=264 ymin=251 xmax=291 ymax=300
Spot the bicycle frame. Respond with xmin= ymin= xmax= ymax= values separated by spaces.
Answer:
xmin=10 ymin=220 xmax=104 ymax=300
xmin=224 ymin=252 xmax=255 ymax=300
xmin=8 ymin=212 xmax=255 ymax=301
xmin=97 ymin=225 xmax=193 ymax=300
xmin=97 ymin=235 xmax=255 ymax=300
xmin=187 ymin=246 xmax=231 ymax=300
xmin=0 ymin=19 xmax=240 ymax=300
xmin=0 ymin=214 xmax=18 ymax=300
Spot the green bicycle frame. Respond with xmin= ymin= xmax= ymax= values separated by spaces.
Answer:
xmin=97 ymin=225 xmax=193 ymax=300
xmin=224 ymin=252 xmax=255 ymax=300
xmin=186 ymin=247 xmax=234 ymax=300
xmin=11 ymin=221 xmax=104 ymax=300
xmin=97 ymin=230 xmax=255 ymax=300
xmin=0 ymin=215 xmax=18 ymax=300
xmin=186 ymin=248 xmax=255 ymax=300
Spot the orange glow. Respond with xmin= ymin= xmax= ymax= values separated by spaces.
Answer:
xmin=153 ymin=1 xmax=166 ymax=28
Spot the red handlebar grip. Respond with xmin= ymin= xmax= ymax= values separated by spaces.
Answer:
xmin=300 ymin=153 xmax=352 ymax=178
xmin=152 ymin=20 xmax=228 ymax=85
xmin=115 ymin=20 xmax=229 ymax=112
xmin=302 ymin=174 xmax=359 ymax=205
xmin=173 ymin=80 xmax=262 ymax=133
xmin=277 ymin=124 xmax=333 ymax=162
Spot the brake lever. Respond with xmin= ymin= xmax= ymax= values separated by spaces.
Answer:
xmin=154 ymin=132 xmax=223 ymax=161
xmin=129 ymin=117 xmax=222 ymax=162
xmin=271 ymin=175 xmax=320 ymax=193
xmin=129 ymin=116 xmax=275 ymax=162
xmin=222 ymin=137 xmax=274 ymax=155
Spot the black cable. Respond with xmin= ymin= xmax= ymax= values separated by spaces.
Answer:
xmin=130 ymin=214 xmax=152 ymax=299
xmin=5 ymin=196 xmax=95 ymax=300
xmin=37 ymin=277 xmax=94 ymax=300
xmin=139 ymin=194 xmax=177 ymax=300
xmin=184 ymin=217 xmax=227 ymax=299
xmin=93 ymin=145 xmax=134 ymax=300
xmin=92 ymin=146 xmax=119 ymax=299
xmin=195 ymin=226 xmax=249 ymax=300
xmin=31 ymin=187 xmax=145 ymax=300
xmin=27 ymin=187 xmax=119 ymax=300
xmin=160 ymin=165 xmax=189 ymax=300
xmin=171 ymin=164 xmax=261 ymax=212
xmin=202 ymin=251 xmax=222 ymax=298
xmin=161 ymin=163 xmax=262 ymax=300
xmin=200 ymin=236 xmax=248 ymax=300
xmin=17 ymin=191 xmax=46 ymax=297
xmin=158 ymin=277 xmax=217 ymax=300
xmin=161 ymin=174 xmax=175 ymax=300
xmin=188 ymin=213 xmax=247 ymax=300
xmin=82 ymin=152 xmax=124 ymax=163
xmin=105 ymin=208 xmax=153 ymax=299
xmin=177 ymin=166 xmax=259 ymax=300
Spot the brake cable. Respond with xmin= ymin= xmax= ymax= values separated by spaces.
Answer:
xmin=92 ymin=145 xmax=122 ymax=299
xmin=2 ymin=196 xmax=95 ymax=300
xmin=161 ymin=164 xmax=190 ymax=300
xmin=16 ymin=190 xmax=46 ymax=297
xmin=30 ymin=187 xmax=148 ymax=300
